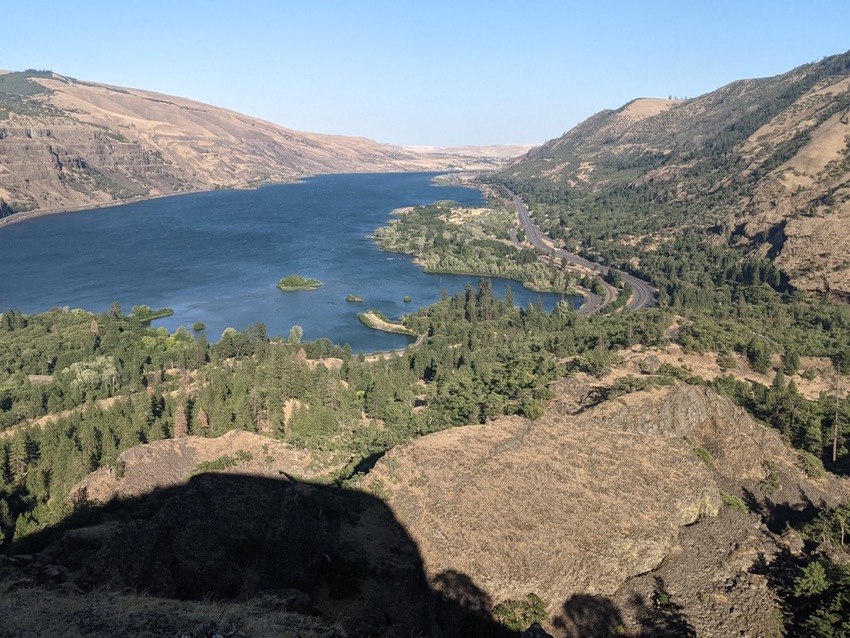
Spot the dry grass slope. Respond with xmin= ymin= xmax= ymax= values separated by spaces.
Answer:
xmin=0 ymin=72 xmax=498 ymax=217
xmin=363 ymin=383 xmax=850 ymax=637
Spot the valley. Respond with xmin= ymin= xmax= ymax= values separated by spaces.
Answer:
xmin=2 ymin=50 xmax=850 ymax=638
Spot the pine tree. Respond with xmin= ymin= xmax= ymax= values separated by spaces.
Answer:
xmin=197 ymin=407 xmax=210 ymax=434
xmin=174 ymin=403 xmax=189 ymax=438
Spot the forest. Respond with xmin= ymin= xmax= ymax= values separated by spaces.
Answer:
xmin=3 ymin=268 xmax=849 ymax=633
xmin=0 ymin=287 xmax=668 ymax=545
xmin=374 ymin=200 xmax=578 ymax=294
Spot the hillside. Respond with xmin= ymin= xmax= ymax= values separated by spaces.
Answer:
xmin=0 ymin=70 xmax=501 ymax=217
xmin=3 ymin=283 xmax=850 ymax=635
xmin=363 ymin=383 xmax=848 ymax=637
xmin=5 ymin=381 xmax=847 ymax=637
xmin=499 ymin=51 xmax=850 ymax=297
xmin=6 ymin=51 xmax=850 ymax=638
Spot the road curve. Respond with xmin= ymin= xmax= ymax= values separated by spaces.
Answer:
xmin=510 ymin=194 xmax=658 ymax=313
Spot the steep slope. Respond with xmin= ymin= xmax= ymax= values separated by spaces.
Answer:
xmin=5 ymin=430 xmax=511 ymax=637
xmin=7 ymin=382 xmax=849 ymax=636
xmin=362 ymin=384 xmax=849 ymax=637
xmin=500 ymin=52 xmax=850 ymax=297
xmin=0 ymin=70 xmax=493 ymax=216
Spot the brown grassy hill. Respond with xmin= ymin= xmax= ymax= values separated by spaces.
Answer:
xmin=502 ymin=52 xmax=850 ymax=298
xmin=4 ymin=430 xmax=514 ymax=637
xmin=71 ymin=429 xmax=335 ymax=504
xmin=0 ymin=71 xmax=493 ymax=217
xmin=362 ymin=384 xmax=849 ymax=637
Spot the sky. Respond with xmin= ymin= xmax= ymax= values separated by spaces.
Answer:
xmin=5 ymin=1 xmax=850 ymax=147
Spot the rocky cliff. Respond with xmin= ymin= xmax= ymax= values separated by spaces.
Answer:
xmin=362 ymin=384 xmax=849 ymax=636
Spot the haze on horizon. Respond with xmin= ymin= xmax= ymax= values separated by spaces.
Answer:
xmin=6 ymin=0 xmax=850 ymax=147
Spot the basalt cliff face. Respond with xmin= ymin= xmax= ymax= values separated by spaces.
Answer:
xmin=363 ymin=384 xmax=849 ymax=637
xmin=0 ymin=70 xmax=499 ymax=217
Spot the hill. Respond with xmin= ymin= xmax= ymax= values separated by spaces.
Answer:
xmin=498 ymin=51 xmax=850 ymax=298
xmin=5 ymin=380 xmax=847 ymax=637
xmin=363 ymin=383 xmax=848 ymax=636
xmin=2 ymin=284 xmax=850 ymax=635
xmin=0 ymin=70 xmax=500 ymax=217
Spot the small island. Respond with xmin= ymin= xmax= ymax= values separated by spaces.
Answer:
xmin=346 ymin=294 xmax=364 ymax=302
xmin=276 ymin=275 xmax=323 ymax=291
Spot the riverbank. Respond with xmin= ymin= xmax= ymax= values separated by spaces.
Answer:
xmin=0 ymin=188 xmax=219 ymax=229
xmin=374 ymin=200 xmax=582 ymax=304
xmin=0 ymin=172 xmax=562 ymax=351
xmin=0 ymin=177 xmax=306 ymax=230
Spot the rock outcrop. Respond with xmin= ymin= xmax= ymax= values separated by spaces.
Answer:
xmin=362 ymin=384 xmax=849 ymax=637
xmin=12 ymin=384 xmax=850 ymax=636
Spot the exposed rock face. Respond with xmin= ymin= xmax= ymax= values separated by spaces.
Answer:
xmin=591 ymin=384 xmax=745 ymax=438
xmin=362 ymin=384 xmax=849 ymax=637
xmin=362 ymin=387 xmax=722 ymax=616
xmin=0 ymin=72 xmax=500 ymax=216
xmin=610 ymin=509 xmax=785 ymax=638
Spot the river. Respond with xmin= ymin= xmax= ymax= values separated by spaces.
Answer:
xmin=0 ymin=173 xmax=580 ymax=351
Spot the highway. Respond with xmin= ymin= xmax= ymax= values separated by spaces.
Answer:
xmin=510 ymin=194 xmax=658 ymax=313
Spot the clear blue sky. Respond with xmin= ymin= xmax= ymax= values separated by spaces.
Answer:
xmin=5 ymin=1 xmax=849 ymax=146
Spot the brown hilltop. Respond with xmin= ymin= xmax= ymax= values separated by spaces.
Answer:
xmin=362 ymin=383 xmax=849 ymax=637
xmin=71 ymin=429 xmax=333 ymax=504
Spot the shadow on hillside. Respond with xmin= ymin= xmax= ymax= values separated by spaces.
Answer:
xmin=10 ymin=473 xmax=514 ymax=638
xmin=742 ymin=485 xmax=823 ymax=533
xmin=552 ymin=579 xmax=695 ymax=638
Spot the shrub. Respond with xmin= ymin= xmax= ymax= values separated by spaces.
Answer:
xmin=493 ymin=593 xmax=548 ymax=632
xmin=720 ymin=491 xmax=748 ymax=513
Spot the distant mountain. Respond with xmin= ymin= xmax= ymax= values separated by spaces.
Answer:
xmin=0 ymin=70 xmax=496 ymax=217
xmin=403 ymin=143 xmax=537 ymax=159
xmin=500 ymin=52 xmax=850 ymax=298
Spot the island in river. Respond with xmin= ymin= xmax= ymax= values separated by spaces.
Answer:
xmin=276 ymin=275 xmax=323 ymax=291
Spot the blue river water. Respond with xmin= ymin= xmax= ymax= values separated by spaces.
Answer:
xmin=0 ymin=173 xmax=579 ymax=351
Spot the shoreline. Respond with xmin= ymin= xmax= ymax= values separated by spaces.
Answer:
xmin=0 ymin=170 xmax=470 ymax=231
xmin=0 ymin=177 xmax=305 ymax=229
xmin=1 ymin=169 xmax=464 ymax=230
xmin=374 ymin=198 xmax=587 ymax=308
xmin=358 ymin=311 xmax=417 ymax=337
xmin=0 ymin=188 xmax=221 ymax=228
